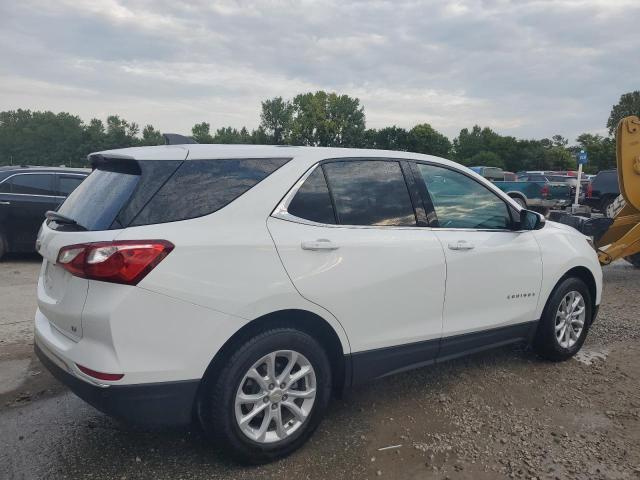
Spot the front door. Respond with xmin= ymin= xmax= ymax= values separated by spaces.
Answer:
xmin=412 ymin=163 xmax=542 ymax=348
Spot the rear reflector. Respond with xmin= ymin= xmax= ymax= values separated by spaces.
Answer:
xmin=76 ymin=364 xmax=124 ymax=381
xmin=57 ymin=240 xmax=174 ymax=285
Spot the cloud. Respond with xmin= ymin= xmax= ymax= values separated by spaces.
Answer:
xmin=0 ymin=0 xmax=638 ymax=141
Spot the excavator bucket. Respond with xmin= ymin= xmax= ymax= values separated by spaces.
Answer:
xmin=596 ymin=116 xmax=640 ymax=265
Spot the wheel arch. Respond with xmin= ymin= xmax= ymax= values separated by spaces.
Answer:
xmin=552 ymin=266 xmax=598 ymax=324
xmin=198 ymin=309 xmax=348 ymax=399
xmin=506 ymin=191 xmax=527 ymax=206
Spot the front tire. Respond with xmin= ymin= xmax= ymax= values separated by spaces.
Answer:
xmin=533 ymin=277 xmax=592 ymax=361
xmin=198 ymin=328 xmax=332 ymax=464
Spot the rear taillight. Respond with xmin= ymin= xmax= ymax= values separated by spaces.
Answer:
xmin=541 ymin=185 xmax=550 ymax=198
xmin=57 ymin=240 xmax=174 ymax=285
xmin=586 ymin=183 xmax=593 ymax=198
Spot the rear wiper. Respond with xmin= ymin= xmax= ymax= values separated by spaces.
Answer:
xmin=45 ymin=211 xmax=88 ymax=231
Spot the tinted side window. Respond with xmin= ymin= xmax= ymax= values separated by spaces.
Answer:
xmin=58 ymin=176 xmax=85 ymax=196
xmin=132 ymin=158 xmax=290 ymax=226
xmin=0 ymin=179 xmax=10 ymax=193
xmin=11 ymin=174 xmax=55 ymax=195
xmin=287 ymin=167 xmax=336 ymax=224
xmin=416 ymin=164 xmax=511 ymax=230
xmin=322 ymin=161 xmax=416 ymax=226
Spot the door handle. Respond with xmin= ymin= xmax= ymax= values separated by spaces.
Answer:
xmin=448 ymin=240 xmax=475 ymax=251
xmin=301 ymin=239 xmax=339 ymax=251
xmin=0 ymin=201 xmax=10 ymax=205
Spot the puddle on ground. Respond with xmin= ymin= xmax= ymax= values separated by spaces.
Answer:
xmin=574 ymin=346 xmax=609 ymax=366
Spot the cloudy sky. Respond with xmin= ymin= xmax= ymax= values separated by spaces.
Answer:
xmin=1 ymin=0 xmax=638 ymax=141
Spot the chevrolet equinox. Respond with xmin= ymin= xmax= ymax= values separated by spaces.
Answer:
xmin=34 ymin=145 xmax=602 ymax=463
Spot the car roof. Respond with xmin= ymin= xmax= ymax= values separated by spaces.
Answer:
xmin=90 ymin=144 xmax=464 ymax=168
xmin=0 ymin=165 xmax=90 ymax=174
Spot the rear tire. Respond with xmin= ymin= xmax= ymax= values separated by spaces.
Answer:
xmin=533 ymin=277 xmax=592 ymax=361
xmin=197 ymin=328 xmax=332 ymax=464
xmin=625 ymin=253 xmax=640 ymax=268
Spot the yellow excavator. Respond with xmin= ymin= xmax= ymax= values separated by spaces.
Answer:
xmin=562 ymin=116 xmax=640 ymax=267
xmin=550 ymin=116 xmax=640 ymax=268
xmin=595 ymin=116 xmax=640 ymax=266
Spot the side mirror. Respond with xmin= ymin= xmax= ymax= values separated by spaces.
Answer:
xmin=520 ymin=209 xmax=545 ymax=230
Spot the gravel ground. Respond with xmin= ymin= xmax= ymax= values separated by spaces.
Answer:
xmin=0 ymin=255 xmax=639 ymax=480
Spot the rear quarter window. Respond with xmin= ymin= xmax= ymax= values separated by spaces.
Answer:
xmin=130 ymin=158 xmax=290 ymax=226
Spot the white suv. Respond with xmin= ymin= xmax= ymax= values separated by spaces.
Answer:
xmin=35 ymin=145 xmax=602 ymax=462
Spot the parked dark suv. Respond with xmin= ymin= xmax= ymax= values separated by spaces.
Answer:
xmin=0 ymin=166 xmax=89 ymax=259
xmin=582 ymin=169 xmax=620 ymax=213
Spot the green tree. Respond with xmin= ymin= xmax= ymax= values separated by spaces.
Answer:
xmin=543 ymin=146 xmax=574 ymax=170
xmin=408 ymin=123 xmax=451 ymax=157
xmin=574 ymin=133 xmax=616 ymax=172
xmin=470 ymin=151 xmax=503 ymax=169
xmin=366 ymin=126 xmax=410 ymax=150
xmin=260 ymin=97 xmax=294 ymax=144
xmin=290 ymin=91 xmax=365 ymax=147
xmin=607 ymin=91 xmax=640 ymax=135
xmin=191 ymin=122 xmax=214 ymax=143
xmin=104 ymin=115 xmax=139 ymax=149
xmin=140 ymin=125 xmax=164 ymax=146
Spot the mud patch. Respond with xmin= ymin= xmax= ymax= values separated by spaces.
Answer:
xmin=574 ymin=346 xmax=609 ymax=365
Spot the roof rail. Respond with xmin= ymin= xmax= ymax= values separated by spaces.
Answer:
xmin=163 ymin=133 xmax=198 ymax=145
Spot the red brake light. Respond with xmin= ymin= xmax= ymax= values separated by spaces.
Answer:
xmin=541 ymin=185 xmax=550 ymax=198
xmin=586 ymin=183 xmax=593 ymax=198
xmin=57 ymin=240 xmax=174 ymax=285
xmin=76 ymin=364 xmax=124 ymax=381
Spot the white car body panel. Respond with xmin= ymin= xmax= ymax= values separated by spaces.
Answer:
xmin=267 ymin=217 xmax=446 ymax=352
xmin=434 ymin=229 xmax=542 ymax=336
xmin=33 ymin=144 xmax=602 ymax=398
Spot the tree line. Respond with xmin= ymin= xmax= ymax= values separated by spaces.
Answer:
xmin=1 ymin=90 xmax=637 ymax=173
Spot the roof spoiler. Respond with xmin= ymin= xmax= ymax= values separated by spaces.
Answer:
xmin=87 ymin=153 xmax=140 ymax=173
xmin=163 ymin=133 xmax=198 ymax=145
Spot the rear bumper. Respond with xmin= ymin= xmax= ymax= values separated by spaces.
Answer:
xmin=35 ymin=342 xmax=199 ymax=426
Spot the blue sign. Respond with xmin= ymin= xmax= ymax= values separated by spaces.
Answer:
xmin=578 ymin=150 xmax=588 ymax=165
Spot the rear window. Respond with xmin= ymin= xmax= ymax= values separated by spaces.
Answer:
xmin=130 ymin=158 xmax=289 ymax=226
xmin=322 ymin=160 xmax=416 ymax=226
xmin=57 ymin=166 xmax=140 ymax=231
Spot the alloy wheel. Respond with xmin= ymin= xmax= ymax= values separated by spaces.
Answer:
xmin=555 ymin=291 xmax=586 ymax=349
xmin=234 ymin=350 xmax=317 ymax=444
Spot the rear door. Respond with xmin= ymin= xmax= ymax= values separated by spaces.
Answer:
xmin=268 ymin=159 xmax=446 ymax=376
xmin=411 ymin=162 xmax=542 ymax=350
